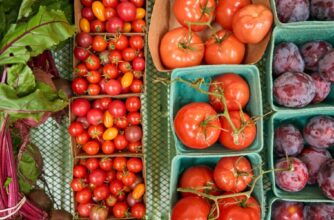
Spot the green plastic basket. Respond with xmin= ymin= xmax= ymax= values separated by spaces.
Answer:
xmin=266 ymin=26 xmax=334 ymax=111
xmin=170 ymin=65 xmax=263 ymax=155
xmin=267 ymin=110 xmax=334 ymax=201
xmin=170 ymin=154 xmax=265 ymax=218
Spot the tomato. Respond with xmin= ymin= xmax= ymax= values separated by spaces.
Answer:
xmin=122 ymin=171 xmax=136 ymax=186
xmin=132 ymin=57 xmax=145 ymax=71
xmin=132 ymin=183 xmax=145 ymax=200
xmin=105 ymin=79 xmax=122 ymax=95
xmin=232 ymin=4 xmax=273 ymax=44
xmin=113 ymin=202 xmax=129 ymax=218
xmin=121 ymin=72 xmax=134 ymax=89
xmin=103 ymin=127 xmax=118 ymax=140
xmin=125 ymin=97 xmax=140 ymax=112
xmin=103 ymin=64 xmax=118 ymax=79
xmin=119 ymin=62 xmax=132 ymax=73
xmin=205 ymin=30 xmax=245 ymax=64
xmin=160 ymin=27 xmax=204 ymax=69
xmin=128 ymin=141 xmax=142 ymax=153
xmin=92 ymin=1 xmax=106 ymax=22
xmin=129 ymin=35 xmax=144 ymax=50
xmin=88 ymin=124 xmax=105 ymax=139
xmin=174 ymin=102 xmax=221 ymax=149
xmin=213 ymin=156 xmax=253 ymax=192
xmin=76 ymin=188 xmax=92 ymax=204
xmin=125 ymin=126 xmax=142 ymax=142
xmin=92 ymin=36 xmax=107 ymax=52
xmin=74 ymin=47 xmax=90 ymax=61
xmin=173 ymin=0 xmax=216 ymax=32
xmin=73 ymin=165 xmax=87 ymax=178
xmin=87 ymin=84 xmax=101 ymax=95
xmin=103 ymin=110 xmax=114 ymax=128
xmin=106 ymin=170 xmax=116 ymax=182
xmin=122 ymin=48 xmax=136 ymax=61
xmin=132 ymin=19 xmax=145 ymax=33
xmin=94 ymin=184 xmax=110 ymax=201
xmin=109 ymin=179 xmax=124 ymax=195
xmin=208 ymin=73 xmax=250 ymax=111
xmin=106 ymin=195 xmax=117 ymax=207
xmin=136 ymin=8 xmax=146 ymax=20
xmin=81 ymin=0 xmax=93 ymax=7
xmin=130 ymin=79 xmax=143 ymax=93
xmin=93 ymin=99 xmax=104 ymax=110
xmin=75 ymin=63 xmax=88 ymax=77
xmin=87 ymin=108 xmax=104 ymax=125
xmin=127 ymin=112 xmax=141 ymax=125
xmin=218 ymin=195 xmax=260 ymax=220
xmin=114 ymin=134 xmax=128 ymax=150
xmin=102 ymin=140 xmax=115 ymax=154
xmin=114 ymin=117 xmax=128 ymax=129
xmin=117 ymin=2 xmax=137 ymax=22
xmin=76 ymin=131 xmax=90 ymax=145
xmin=109 ymin=100 xmax=126 ymax=117
xmin=100 ymin=97 xmax=112 ymax=110
xmin=123 ymin=22 xmax=132 ymax=33
xmin=68 ymin=122 xmax=84 ymax=137
xmin=72 ymin=77 xmax=88 ymax=95
xmin=90 ymin=19 xmax=106 ymax=33
xmin=130 ymin=0 xmax=144 ymax=7
xmin=108 ymin=50 xmax=122 ymax=64
xmin=115 ymin=35 xmax=129 ymax=50
xmin=219 ymin=111 xmax=256 ymax=150
xmin=87 ymin=71 xmax=102 ymax=84
xmin=105 ymin=7 xmax=117 ymax=19
xmin=89 ymin=169 xmax=107 ymax=186
xmin=100 ymin=158 xmax=113 ymax=171
xmin=82 ymin=7 xmax=95 ymax=21
xmin=99 ymin=51 xmax=110 ymax=65
xmin=171 ymin=197 xmax=210 ymax=220
xmin=106 ymin=17 xmax=124 ymax=33
xmin=71 ymin=178 xmax=86 ymax=191
xmin=113 ymin=157 xmax=127 ymax=171
xmin=216 ymin=0 xmax=251 ymax=30
xmin=76 ymin=32 xmax=93 ymax=48
xmin=126 ymin=158 xmax=142 ymax=173
xmin=83 ymin=140 xmax=100 ymax=155
xmin=80 ymin=18 xmax=90 ymax=33
xmin=131 ymin=203 xmax=145 ymax=219
xmin=90 ymin=206 xmax=108 ymax=220
xmin=71 ymin=98 xmax=90 ymax=117
xmin=179 ymin=166 xmax=215 ymax=197
xmin=86 ymin=158 xmax=99 ymax=171
xmin=103 ymin=0 xmax=118 ymax=7
xmin=77 ymin=203 xmax=93 ymax=217
xmin=85 ymin=54 xmax=101 ymax=70
xmin=116 ymin=171 xmax=124 ymax=181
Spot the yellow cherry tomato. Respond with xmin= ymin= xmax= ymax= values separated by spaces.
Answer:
xmin=79 ymin=18 xmax=90 ymax=33
xmin=132 ymin=183 xmax=145 ymax=199
xmin=103 ymin=111 xmax=113 ymax=128
xmin=121 ymin=72 xmax=134 ymax=88
xmin=123 ymin=22 xmax=132 ymax=33
xmin=92 ymin=1 xmax=106 ymax=22
xmin=103 ymin=127 xmax=118 ymax=140
xmin=136 ymin=8 xmax=146 ymax=20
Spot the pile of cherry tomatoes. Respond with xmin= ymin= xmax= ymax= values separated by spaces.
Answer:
xmin=79 ymin=0 xmax=146 ymax=33
xmin=73 ymin=33 xmax=145 ymax=96
xmin=71 ymin=157 xmax=146 ymax=219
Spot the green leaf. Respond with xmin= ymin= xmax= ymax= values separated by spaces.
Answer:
xmin=7 ymin=64 xmax=36 ymax=97
xmin=0 ymin=6 xmax=75 ymax=65
xmin=17 ymin=0 xmax=38 ymax=20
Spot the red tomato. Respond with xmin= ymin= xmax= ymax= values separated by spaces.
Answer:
xmin=82 ymin=7 xmax=95 ymax=21
xmin=119 ymin=61 xmax=132 ymax=73
xmin=109 ymin=100 xmax=126 ymax=117
xmin=219 ymin=111 xmax=256 ymax=150
xmin=85 ymin=54 xmax=101 ymax=70
xmin=126 ymin=158 xmax=143 ymax=173
xmin=217 ymin=195 xmax=261 ymax=220
xmin=76 ymin=131 xmax=90 ymax=145
xmin=72 ymin=77 xmax=88 ymax=95
xmin=81 ymin=0 xmax=93 ymax=7
xmin=77 ymin=203 xmax=93 ymax=217
xmin=90 ymin=206 xmax=108 ymax=220
xmin=114 ymin=134 xmax=129 ymax=150
xmin=173 ymin=0 xmax=216 ymax=32
xmin=132 ymin=19 xmax=145 ymax=33
xmin=90 ymin=19 xmax=106 ymax=33
xmin=102 ymin=140 xmax=115 ymax=154
xmin=115 ymin=35 xmax=129 ymax=50
xmin=105 ymin=7 xmax=117 ymax=19
xmin=128 ymin=141 xmax=142 ymax=153
xmin=108 ymin=50 xmax=122 ymax=64
xmin=160 ymin=27 xmax=204 ymax=69
xmin=122 ymin=47 xmax=136 ymax=61
xmin=113 ymin=202 xmax=129 ymax=218
xmin=103 ymin=64 xmax=119 ymax=79
xmin=131 ymin=203 xmax=146 ymax=219
xmin=87 ymin=108 xmax=104 ymax=125
xmin=103 ymin=0 xmax=118 ymax=7
xmin=130 ymin=79 xmax=143 ymax=93
xmin=125 ymin=96 xmax=141 ymax=112
xmin=116 ymin=171 xmax=125 ymax=180
xmin=71 ymin=98 xmax=90 ymax=117
xmin=83 ymin=140 xmax=100 ymax=155
xmin=114 ymin=117 xmax=128 ymax=129
xmin=93 ymin=184 xmax=110 ymax=201
xmin=73 ymin=165 xmax=87 ymax=178
xmin=87 ymin=84 xmax=101 ymax=95
xmin=88 ymin=124 xmax=105 ymax=139
xmin=87 ymin=70 xmax=102 ymax=84
xmin=127 ymin=112 xmax=141 ymax=125
xmin=106 ymin=170 xmax=116 ymax=182
xmin=232 ymin=4 xmax=273 ymax=44
xmin=216 ymin=0 xmax=251 ymax=30
xmin=75 ymin=188 xmax=92 ymax=203
xmin=75 ymin=63 xmax=88 ymax=77
xmin=105 ymin=79 xmax=122 ymax=95
xmin=129 ymin=35 xmax=144 ymax=50
xmin=132 ymin=57 xmax=145 ymax=71
xmin=89 ymin=169 xmax=107 ymax=186
xmin=113 ymin=157 xmax=127 ymax=171
xmin=122 ymin=171 xmax=136 ymax=186
xmin=174 ymin=102 xmax=221 ymax=149
xmin=100 ymin=97 xmax=112 ymax=109
xmin=205 ymin=30 xmax=245 ymax=64
xmin=117 ymin=2 xmax=137 ymax=22
xmin=208 ymin=73 xmax=250 ymax=111
xmin=106 ymin=195 xmax=117 ymax=206
xmin=130 ymin=0 xmax=144 ymax=7
xmin=106 ymin=17 xmax=124 ymax=33
xmin=213 ymin=156 xmax=253 ymax=192
xmin=71 ymin=178 xmax=86 ymax=191
xmin=171 ymin=197 xmax=210 ymax=220
xmin=109 ymin=179 xmax=124 ymax=195
xmin=68 ymin=122 xmax=84 ymax=137
xmin=74 ymin=47 xmax=90 ymax=61
xmin=86 ymin=158 xmax=99 ymax=171
xmin=92 ymin=35 xmax=107 ymax=52
xmin=100 ymin=158 xmax=113 ymax=171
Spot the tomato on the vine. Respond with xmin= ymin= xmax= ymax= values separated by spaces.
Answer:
xmin=171 ymin=197 xmax=210 ymax=220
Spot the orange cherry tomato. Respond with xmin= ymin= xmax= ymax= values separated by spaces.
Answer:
xmin=123 ymin=22 xmax=132 ymax=33
xmin=232 ymin=4 xmax=273 ymax=44
xmin=80 ymin=18 xmax=90 ymax=33
xmin=121 ymin=72 xmax=134 ymax=88
xmin=205 ymin=30 xmax=245 ymax=64
xmin=136 ymin=8 xmax=146 ymax=20
xmin=103 ymin=127 xmax=118 ymax=140
xmin=103 ymin=111 xmax=114 ymax=128
xmin=92 ymin=1 xmax=107 ymax=22
xmin=132 ymin=183 xmax=145 ymax=199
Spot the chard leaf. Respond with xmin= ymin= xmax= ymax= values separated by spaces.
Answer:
xmin=17 ymin=0 xmax=38 ymax=20
xmin=0 ymin=6 xmax=75 ymax=65
xmin=7 ymin=64 xmax=36 ymax=97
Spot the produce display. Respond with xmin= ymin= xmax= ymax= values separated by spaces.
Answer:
xmin=73 ymin=33 xmax=145 ymax=95
xmin=78 ymin=0 xmax=146 ymax=33
xmin=71 ymin=157 xmax=146 ymax=219
xmin=272 ymin=40 xmax=334 ymax=108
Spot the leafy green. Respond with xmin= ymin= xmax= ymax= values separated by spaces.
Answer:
xmin=0 ymin=6 xmax=75 ymax=65
xmin=0 ymin=0 xmax=23 ymax=39
xmin=7 ymin=64 xmax=36 ymax=97
xmin=17 ymin=0 xmax=38 ymax=20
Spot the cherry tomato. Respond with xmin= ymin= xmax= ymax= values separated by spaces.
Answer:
xmin=105 ymin=79 xmax=122 ymax=95
xmin=232 ymin=4 xmax=273 ymax=44
xmin=77 ymin=203 xmax=93 ymax=217
xmin=132 ymin=19 xmax=145 ymax=33
xmin=174 ymin=102 xmax=221 ymax=149
xmin=131 ymin=203 xmax=145 ymax=219
xmin=121 ymin=72 xmax=134 ymax=88
xmin=76 ymin=32 xmax=93 ymax=48
xmin=130 ymin=79 xmax=143 ymax=93
xmin=102 ymin=140 xmax=115 ymax=154
xmin=74 ymin=47 xmax=90 ymax=61
xmin=87 ymin=84 xmax=101 ymax=95
xmin=106 ymin=195 xmax=117 ymax=207
xmin=72 ymin=77 xmax=88 ymax=95
xmin=123 ymin=22 xmax=132 ymax=33
xmin=117 ymin=171 xmax=125 ymax=180
xmin=76 ymin=117 xmax=90 ymax=129
xmin=89 ymin=169 xmax=107 ymax=186
xmin=80 ymin=18 xmax=90 ymax=33
xmin=86 ymin=158 xmax=100 ymax=171
xmin=76 ymin=131 xmax=90 ymax=145
xmin=103 ymin=127 xmax=118 ymax=140
xmin=105 ymin=7 xmax=117 ymax=19
xmin=122 ymin=171 xmax=136 ymax=186
xmin=173 ymin=0 xmax=216 ymax=32
xmin=83 ymin=140 xmax=100 ymax=155
xmin=103 ymin=110 xmax=114 ymax=128
xmin=108 ymin=50 xmax=122 ymax=64
xmin=114 ymin=117 xmax=128 ymax=129
xmin=103 ymin=64 xmax=118 ymax=79
xmin=90 ymin=206 xmax=108 ymax=220
xmin=160 ymin=27 xmax=204 ymax=69
xmin=171 ymin=197 xmax=210 ymax=220
xmin=114 ymin=134 xmax=129 ymax=150
xmin=92 ymin=36 xmax=107 ymax=52
xmin=71 ymin=178 xmax=86 ymax=191
xmin=127 ymin=112 xmax=141 ymax=125
xmin=87 ymin=108 xmax=104 ymax=125
xmin=103 ymin=0 xmax=118 ymax=7
xmin=82 ymin=7 xmax=95 ymax=21
xmin=93 ymin=184 xmax=110 ymax=201
xmin=81 ymin=0 xmax=93 ymax=7
xmin=216 ymin=0 xmax=251 ymax=30
xmin=106 ymin=17 xmax=124 ymax=33
xmin=122 ymin=47 xmax=136 ymax=61
xmin=129 ymin=36 xmax=144 ymax=50
xmin=125 ymin=96 xmax=141 ymax=112
xmin=219 ymin=111 xmax=256 ymax=150
xmin=101 ymin=97 xmax=112 ymax=109
xmin=213 ymin=156 xmax=253 ymax=192
xmin=117 ymin=2 xmax=137 ymax=22
xmin=73 ymin=165 xmax=87 ymax=178
xmin=90 ymin=19 xmax=106 ymax=33
xmin=205 ymin=30 xmax=245 ymax=64
xmin=109 ymin=100 xmax=126 ymax=117
xmin=109 ymin=179 xmax=124 ymax=195
xmin=100 ymin=158 xmax=113 ymax=171
xmin=119 ymin=61 xmax=132 ymax=73
xmin=87 ymin=71 xmax=102 ymax=84
xmin=115 ymin=35 xmax=129 ymax=50
xmin=75 ymin=188 xmax=92 ymax=203
xmin=85 ymin=54 xmax=101 ymax=70
xmin=136 ymin=8 xmax=146 ymax=20
xmin=127 ymin=158 xmax=143 ymax=173
xmin=130 ymin=0 xmax=144 ymax=7
xmin=113 ymin=202 xmax=128 ymax=218
xmin=75 ymin=63 xmax=88 ymax=77
xmin=71 ymin=98 xmax=90 ymax=117
xmin=92 ymin=1 xmax=106 ymax=22
xmin=132 ymin=57 xmax=145 ymax=71
xmin=106 ymin=170 xmax=116 ymax=182
xmin=68 ymin=121 xmax=84 ymax=137
xmin=88 ymin=124 xmax=105 ymax=139
xmin=113 ymin=157 xmax=127 ymax=171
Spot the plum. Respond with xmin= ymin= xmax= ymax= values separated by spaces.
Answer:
xmin=275 ymin=157 xmax=309 ymax=192
xmin=273 ymin=72 xmax=316 ymax=108
xmin=300 ymin=41 xmax=332 ymax=71
xmin=274 ymin=124 xmax=304 ymax=157
xmin=273 ymin=43 xmax=305 ymax=76
xmin=275 ymin=0 xmax=310 ymax=23
xmin=299 ymin=147 xmax=332 ymax=184
xmin=318 ymin=159 xmax=334 ymax=200
xmin=272 ymin=201 xmax=304 ymax=220
xmin=311 ymin=72 xmax=331 ymax=104
xmin=311 ymin=0 xmax=334 ymax=20
xmin=319 ymin=50 xmax=334 ymax=82
xmin=304 ymin=203 xmax=334 ymax=220
xmin=304 ymin=116 xmax=334 ymax=149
